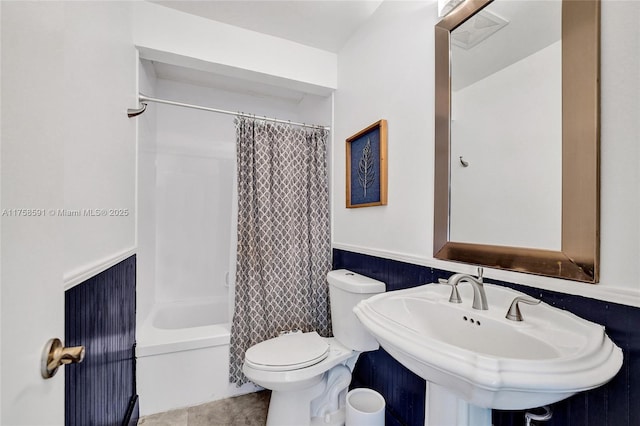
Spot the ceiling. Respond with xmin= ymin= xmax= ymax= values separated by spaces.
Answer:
xmin=149 ymin=0 xmax=384 ymax=53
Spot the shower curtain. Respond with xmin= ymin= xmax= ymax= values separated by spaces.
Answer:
xmin=229 ymin=117 xmax=332 ymax=385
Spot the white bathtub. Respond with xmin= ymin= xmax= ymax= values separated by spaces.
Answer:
xmin=136 ymin=299 xmax=259 ymax=416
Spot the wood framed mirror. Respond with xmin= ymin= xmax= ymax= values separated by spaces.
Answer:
xmin=434 ymin=0 xmax=600 ymax=282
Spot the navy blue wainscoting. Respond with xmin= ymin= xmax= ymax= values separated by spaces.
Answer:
xmin=333 ymin=249 xmax=640 ymax=426
xmin=65 ymin=255 xmax=138 ymax=426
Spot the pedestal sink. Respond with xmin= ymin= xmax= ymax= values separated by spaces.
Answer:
xmin=353 ymin=283 xmax=623 ymax=411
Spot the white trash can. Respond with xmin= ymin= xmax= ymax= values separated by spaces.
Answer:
xmin=346 ymin=388 xmax=385 ymax=426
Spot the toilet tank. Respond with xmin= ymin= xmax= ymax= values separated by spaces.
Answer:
xmin=328 ymin=269 xmax=386 ymax=351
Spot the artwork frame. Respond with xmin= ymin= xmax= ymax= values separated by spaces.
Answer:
xmin=346 ymin=119 xmax=388 ymax=208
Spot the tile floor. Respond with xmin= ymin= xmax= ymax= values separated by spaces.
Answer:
xmin=138 ymin=391 xmax=270 ymax=426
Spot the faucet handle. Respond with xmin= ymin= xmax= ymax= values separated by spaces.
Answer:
xmin=438 ymin=278 xmax=462 ymax=304
xmin=476 ymin=267 xmax=483 ymax=281
xmin=505 ymin=296 xmax=541 ymax=321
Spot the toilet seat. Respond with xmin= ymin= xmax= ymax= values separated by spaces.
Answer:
xmin=245 ymin=332 xmax=330 ymax=372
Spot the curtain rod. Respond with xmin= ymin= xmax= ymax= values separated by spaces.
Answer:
xmin=127 ymin=94 xmax=330 ymax=131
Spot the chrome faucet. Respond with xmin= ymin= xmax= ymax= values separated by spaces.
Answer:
xmin=439 ymin=267 xmax=488 ymax=310
xmin=505 ymin=296 xmax=541 ymax=321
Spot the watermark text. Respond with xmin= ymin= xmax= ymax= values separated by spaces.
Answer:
xmin=2 ymin=208 xmax=130 ymax=217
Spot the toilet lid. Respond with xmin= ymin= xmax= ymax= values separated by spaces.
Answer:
xmin=245 ymin=332 xmax=330 ymax=372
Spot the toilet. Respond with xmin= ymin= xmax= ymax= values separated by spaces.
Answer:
xmin=243 ymin=269 xmax=386 ymax=426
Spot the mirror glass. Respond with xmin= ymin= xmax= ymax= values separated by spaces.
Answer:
xmin=450 ymin=0 xmax=561 ymax=250
xmin=434 ymin=0 xmax=600 ymax=282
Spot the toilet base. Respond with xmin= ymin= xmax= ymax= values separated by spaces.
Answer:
xmin=265 ymin=364 xmax=353 ymax=426
xmin=311 ymin=407 xmax=346 ymax=426
xmin=266 ymin=382 xmax=348 ymax=426
xmin=266 ymin=378 xmax=326 ymax=426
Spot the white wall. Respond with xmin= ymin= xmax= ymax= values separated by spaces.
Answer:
xmin=334 ymin=1 xmax=435 ymax=258
xmin=450 ymin=41 xmax=562 ymax=250
xmin=61 ymin=2 xmax=137 ymax=286
xmin=599 ymin=0 xmax=640 ymax=302
xmin=137 ymin=59 xmax=158 ymax=324
xmin=333 ymin=0 xmax=640 ymax=307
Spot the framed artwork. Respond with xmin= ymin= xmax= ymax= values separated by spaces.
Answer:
xmin=346 ymin=119 xmax=388 ymax=208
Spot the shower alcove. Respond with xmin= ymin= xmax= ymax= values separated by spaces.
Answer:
xmin=135 ymin=57 xmax=332 ymax=416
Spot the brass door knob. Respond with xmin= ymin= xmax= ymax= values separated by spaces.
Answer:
xmin=41 ymin=338 xmax=85 ymax=379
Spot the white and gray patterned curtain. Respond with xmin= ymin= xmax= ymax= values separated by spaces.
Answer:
xmin=229 ymin=117 xmax=332 ymax=385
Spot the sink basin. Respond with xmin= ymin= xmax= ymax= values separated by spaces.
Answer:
xmin=353 ymin=283 xmax=623 ymax=410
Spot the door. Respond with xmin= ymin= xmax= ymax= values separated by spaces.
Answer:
xmin=2 ymin=1 xmax=138 ymax=423
xmin=1 ymin=2 xmax=67 ymax=423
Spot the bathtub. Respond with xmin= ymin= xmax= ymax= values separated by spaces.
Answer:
xmin=136 ymin=299 xmax=259 ymax=416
